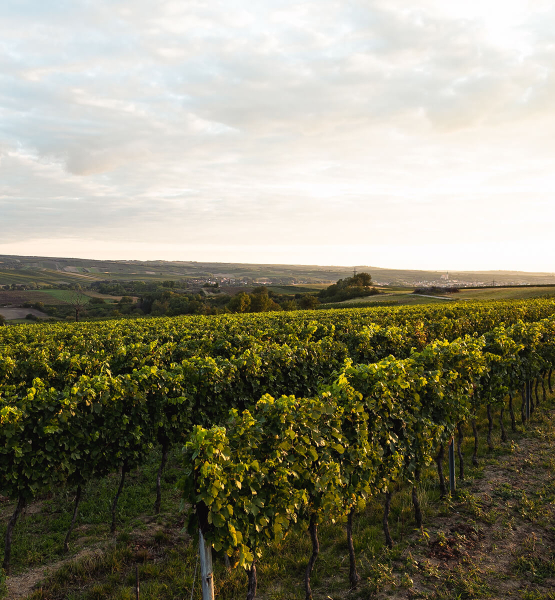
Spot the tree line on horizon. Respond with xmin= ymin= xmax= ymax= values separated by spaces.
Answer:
xmin=6 ymin=273 xmax=379 ymax=322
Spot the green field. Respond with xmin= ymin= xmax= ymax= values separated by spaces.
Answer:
xmin=334 ymin=291 xmax=448 ymax=306
xmin=329 ymin=285 xmax=555 ymax=307
xmin=37 ymin=289 xmax=91 ymax=304
xmin=267 ymin=284 xmax=326 ymax=294
xmin=0 ymin=289 xmax=95 ymax=308
xmin=5 ymin=318 xmax=34 ymax=325
xmin=455 ymin=286 xmax=555 ymax=301
xmin=0 ymin=269 xmax=98 ymax=286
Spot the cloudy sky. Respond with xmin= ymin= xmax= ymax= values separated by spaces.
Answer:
xmin=1 ymin=0 xmax=554 ymax=270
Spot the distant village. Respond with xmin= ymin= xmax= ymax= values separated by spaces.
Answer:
xmin=1 ymin=254 xmax=553 ymax=290
xmin=0 ymin=275 xmax=537 ymax=292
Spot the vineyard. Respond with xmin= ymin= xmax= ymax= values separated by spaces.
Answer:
xmin=2 ymin=299 xmax=555 ymax=599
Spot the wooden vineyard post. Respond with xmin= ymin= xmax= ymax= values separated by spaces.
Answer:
xmin=526 ymin=380 xmax=531 ymax=422
xmin=199 ymin=529 xmax=215 ymax=600
xmin=448 ymin=437 xmax=456 ymax=494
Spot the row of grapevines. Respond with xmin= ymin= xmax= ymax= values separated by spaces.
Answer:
xmin=3 ymin=299 xmax=555 ymax=397
xmin=1 ymin=301 xmax=555 ymax=577
xmin=2 ymin=299 xmax=555 ymax=393
xmin=1 ymin=304 xmax=553 ymax=541
xmin=182 ymin=316 xmax=555 ymax=599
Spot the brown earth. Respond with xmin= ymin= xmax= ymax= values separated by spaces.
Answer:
xmin=83 ymin=292 xmax=138 ymax=302
xmin=4 ymin=517 xmax=185 ymax=600
xmin=375 ymin=416 xmax=555 ymax=600
xmin=0 ymin=308 xmax=49 ymax=321
xmin=0 ymin=291 xmax=66 ymax=307
xmin=5 ymin=547 xmax=105 ymax=600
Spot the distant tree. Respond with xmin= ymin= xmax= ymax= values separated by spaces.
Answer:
xmin=0 ymin=314 xmax=5 ymax=326
xmin=318 ymin=272 xmax=378 ymax=302
xmin=228 ymin=292 xmax=251 ymax=313
xmin=67 ymin=287 xmax=87 ymax=322
xmin=250 ymin=289 xmax=281 ymax=312
xmin=281 ymin=299 xmax=298 ymax=311
xmin=251 ymin=286 xmax=268 ymax=296
xmin=151 ymin=299 xmax=170 ymax=316
xmin=298 ymin=294 xmax=320 ymax=309
xmin=189 ymin=300 xmax=211 ymax=314
xmin=350 ymin=272 xmax=373 ymax=287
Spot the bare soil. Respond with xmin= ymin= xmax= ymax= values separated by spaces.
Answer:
xmin=4 ymin=518 xmax=185 ymax=600
xmin=0 ymin=291 xmax=65 ymax=307
xmin=83 ymin=292 xmax=138 ymax=302
xmin=0 ymin=308 xmax=49 ymax=321
xmin=377 ymin=415 xmax=555 ymax=600
xmin=5 ymin=547 xmax=105 ymax=600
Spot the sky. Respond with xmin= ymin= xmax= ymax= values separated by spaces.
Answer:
xmin=1 ymin=0 xmax=555 ymax=271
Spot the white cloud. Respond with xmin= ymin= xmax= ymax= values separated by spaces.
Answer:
xmin=0 ymin=0 xmax=554 ymax=269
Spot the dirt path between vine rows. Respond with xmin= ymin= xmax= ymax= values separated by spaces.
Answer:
xmin=5 ymin=547 xmax=105 ymax=600
xmin=378 ymin=418 xmax=555 ymax=600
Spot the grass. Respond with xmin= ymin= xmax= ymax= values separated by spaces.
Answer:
xmin=456 ymin=287 xmax=555 ymax=301
xmin=267 ymin=285 xmax=327 ymax=294
xmin=329 ymin=286 xmax=555 ymax=307
xmin=0 ymin=289 xmax=91 ymax=310
xmin=2 ymin=390 xmax=555 ymax=599
xmin=0 ymin=291 xmax=68 ymax=307
xmin=335 ymin=292 xmax=449 ymax=306
xmin=37 ymin=290 xmax=91 ymax=305
xmin=5 ymin=319 xmax=36 ymax=325
xmin=0 ymin=270 xmax=100 ymax=287
xmin=0 ymin=453 xmax=179 ymax=574
xmin=82 ymin=292 xmax=121 ymax=303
